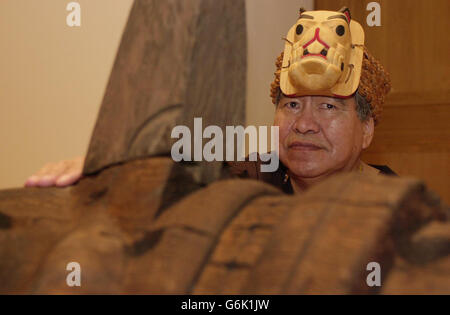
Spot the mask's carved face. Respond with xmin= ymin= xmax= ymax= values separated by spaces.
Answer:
xmin=280 ymin=8 xmax=364 ymax=97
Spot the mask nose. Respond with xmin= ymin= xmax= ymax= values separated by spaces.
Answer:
xmin=302 ymin=28 xmax=330 ymax=57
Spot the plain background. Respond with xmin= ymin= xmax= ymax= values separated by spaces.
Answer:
xmin=0 ymin=0 xmax=313 ymax=189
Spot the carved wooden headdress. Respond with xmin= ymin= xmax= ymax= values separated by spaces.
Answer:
xmin=271 ymin=7 xmax=391 ymax=125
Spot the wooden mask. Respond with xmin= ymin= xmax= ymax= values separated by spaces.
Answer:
xmin=280 ymin=7 xmax=365 ymax=98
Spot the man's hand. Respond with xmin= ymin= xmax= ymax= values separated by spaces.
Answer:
xmin=24 ymin=156 xmax=84 ymax=187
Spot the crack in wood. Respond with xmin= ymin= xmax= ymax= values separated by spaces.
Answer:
xmin=0 ymin=212 xmax=12 ymax=229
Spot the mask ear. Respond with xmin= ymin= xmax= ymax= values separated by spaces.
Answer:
xmin=298 ymin=7 xmax=306 ymax=18
xmin=338 ymin=6 xmax=352 ymax=23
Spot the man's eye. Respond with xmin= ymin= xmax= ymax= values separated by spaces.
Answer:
xmin=286 ymin=102 xmax=299 ymax=109
xmin=321 ymin=103 xmax=336 ymax=110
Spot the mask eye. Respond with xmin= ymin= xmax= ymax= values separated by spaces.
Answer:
xmin=336 ymin=25 xmax=345 ymax=36
xmin=296 ymin=24 xmax=304 ymax=35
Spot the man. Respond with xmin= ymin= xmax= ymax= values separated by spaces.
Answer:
xmin=229 ymin=7 xmax=395 ymax=194
xmin=25 ymin=7 xmax=395 ymax=194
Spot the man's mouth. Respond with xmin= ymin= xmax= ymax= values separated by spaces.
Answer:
xmin=288 ymin=141 xmax=323 ymax=151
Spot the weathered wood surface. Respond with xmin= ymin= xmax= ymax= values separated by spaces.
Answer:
xmin=1 ymin=0 xmax=448 ymax=295
xmin=83 ymin=0 xmax=246 ymax=186
xmin=383 ymin=221 xmax=450 ymax=294
xmin=195 ymin=173 xmax=450 ymax=295
xmin=0 ymin=160 xmax=448 ymax=294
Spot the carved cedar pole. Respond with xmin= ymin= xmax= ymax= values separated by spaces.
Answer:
xmin=83 ymin=0 xmax=246 ymax=186
xmin=0 ymin=0 xmax=448 ymax=295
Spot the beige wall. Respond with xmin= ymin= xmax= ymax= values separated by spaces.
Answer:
xmin=0 ymin=0 xmax=312 ymax=189
xmin=0 ymin=0 xmax=133 ymax=189
xmin=246 ymin=0 xmax=313 ymax=128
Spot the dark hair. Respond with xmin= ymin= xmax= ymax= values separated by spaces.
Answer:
xmin=354 ymin=89 xmax=372 ymax=122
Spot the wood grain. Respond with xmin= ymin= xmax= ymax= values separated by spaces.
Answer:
xmin=0 ymin=159 xmax=448 ymax=294
xmin=0 ymin=1 xmax=448 ymax=295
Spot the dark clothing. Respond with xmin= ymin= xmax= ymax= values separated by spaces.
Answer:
xmin=369 ymin=164 xmax=397 ymax=176
xmin=226 ymin=155 xmax=397 ymax=195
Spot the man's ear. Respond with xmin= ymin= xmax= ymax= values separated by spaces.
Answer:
xmin=361 ymin=117 xmax=374 ymax=149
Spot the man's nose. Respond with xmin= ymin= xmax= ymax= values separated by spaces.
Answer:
xmin=293 ymin=106 xmax=320 ymax=134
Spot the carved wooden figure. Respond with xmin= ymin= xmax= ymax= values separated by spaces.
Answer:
xmin=0 ymin=0 xmax=448 ymax=294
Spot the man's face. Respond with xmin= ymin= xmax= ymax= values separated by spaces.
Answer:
xmin=274 ymin=95 xmax=374 ymax=179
